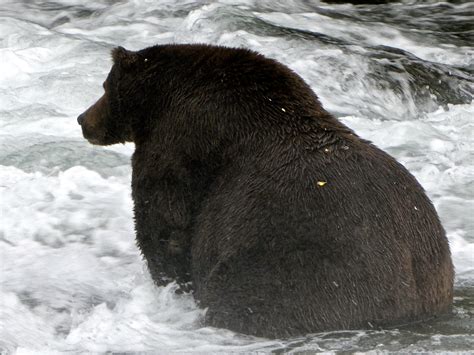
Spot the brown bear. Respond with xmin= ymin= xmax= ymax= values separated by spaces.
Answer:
xmin=77 ymin=44 xmax=454 ymax=338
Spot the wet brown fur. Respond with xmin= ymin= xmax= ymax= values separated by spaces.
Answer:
xmin=78 ymin=44 xmax=454 ymax=338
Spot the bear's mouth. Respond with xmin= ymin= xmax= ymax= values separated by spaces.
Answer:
xmin=82 ymin=130 xmax=105 ymax=145
xmin=86 ymin=137 xmax=104 ymax=145
xmin=80 ymin=125 xmax=107 ymax=145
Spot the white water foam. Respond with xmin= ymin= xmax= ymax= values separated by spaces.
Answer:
xmin=1 ymin=0 xmax=472 ymax=352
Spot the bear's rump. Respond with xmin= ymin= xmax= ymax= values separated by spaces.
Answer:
xmin=191 ymin=177 xmax=430 ymax=335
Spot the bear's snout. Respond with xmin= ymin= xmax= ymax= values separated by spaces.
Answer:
xmin=77 ymin=112 xmax=86 ymax=125
xmin=77 ymin=94 xmax=113 ymax=145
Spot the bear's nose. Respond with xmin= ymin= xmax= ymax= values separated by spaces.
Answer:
xmin=77 ymin=113 xmax=86 ymax=125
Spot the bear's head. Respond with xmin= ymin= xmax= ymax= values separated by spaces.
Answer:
xmin=77 ymin=44 xmax=339 ymax=153
xmin=77 ymin=47 xmax=144 ymax=145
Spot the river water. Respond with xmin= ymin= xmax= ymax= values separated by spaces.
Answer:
xmin=0 ymin=0 xmax=473 ymax=353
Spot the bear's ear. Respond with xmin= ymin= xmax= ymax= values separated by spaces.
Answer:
xmin=111 ymin=46 xmax=140 ymax=70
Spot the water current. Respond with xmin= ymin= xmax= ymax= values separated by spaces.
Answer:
xmin=0 ymin=0 xmax=473 ymax=352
